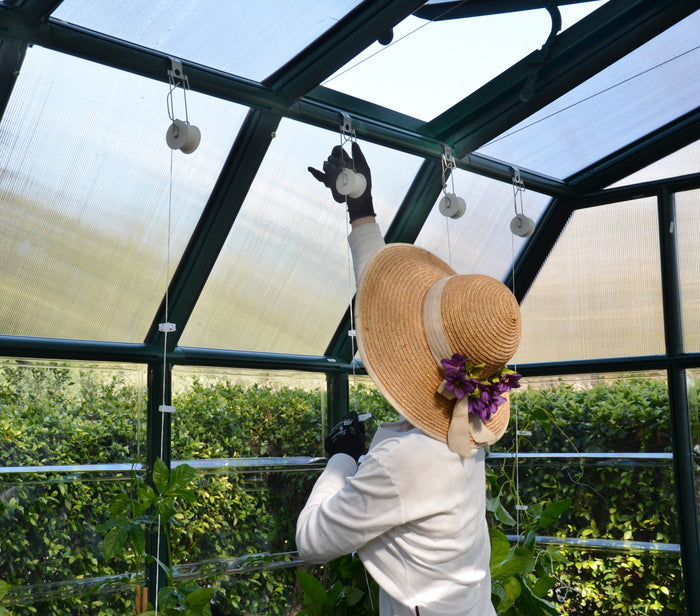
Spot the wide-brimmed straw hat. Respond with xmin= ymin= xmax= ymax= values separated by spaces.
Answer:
xmin=355 ymin=243 xmax=521 ymax=456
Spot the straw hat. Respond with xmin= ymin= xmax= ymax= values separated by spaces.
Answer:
xmin=355 ymin=243 xmax=521 ymax=456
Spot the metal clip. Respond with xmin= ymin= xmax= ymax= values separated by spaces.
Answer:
xmin=159 ymin=322 xmax=177 ymax=333
xmin=442 ymin=145 xmax=456 ymax=170
xmin=167 ymin=58 xmax=189 ymax=88
xmin=512 ymin=166 xmax=524 ymax=190
xmin=340 ymin=112 xmax=353 ymax=136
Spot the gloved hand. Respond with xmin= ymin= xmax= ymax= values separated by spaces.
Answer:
xmin=308 ymin=142 xmax=376 ymax=223
xmin=324 ymin=411 xmax=367 ymax=462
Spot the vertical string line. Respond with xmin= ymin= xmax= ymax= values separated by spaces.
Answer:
xmin=339 ymin=131 xmax=359 ymax=413
xmin=154 ymin=144 xmax=175 ymax=616
xmin=511 ymin=230 xmax=522 ymax=539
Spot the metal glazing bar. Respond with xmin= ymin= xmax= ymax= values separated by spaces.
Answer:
xmin=506 ymin=535 xmax=681 ymax=554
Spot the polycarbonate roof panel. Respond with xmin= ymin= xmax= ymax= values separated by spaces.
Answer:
xmin=609 ymin=141 xmax=700 ymax=188
xmin=180 ymin=121 xmax=423 ymax=354
xmin=415 ymin=170 xmax=551 ymax=281
xmin=0 ymin=46 xmax=245 ymax=342
xmin=677 ymin=190 xmax=700 ymax=353
xmin=52 ymin=0 xmax=363 ymax=82
xmin=514 ymin=198 xmax=664 ymax=365
xmin=324 ymin=2 xmax=604 ymax=121
xmin=479 ymin=10 xmax=700 ymax=179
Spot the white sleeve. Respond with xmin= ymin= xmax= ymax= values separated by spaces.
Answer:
xmin=347 ymin=221 xmax=385 ymax=284
xmin=295 ymin=449 xmax=405 ymax=563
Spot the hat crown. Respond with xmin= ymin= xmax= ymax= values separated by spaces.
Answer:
xmin=441 ymin=274 xmax=521 ymax=376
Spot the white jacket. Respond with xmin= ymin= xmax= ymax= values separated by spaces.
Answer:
xmin=296 ymin=420 xmax=495 ymax=616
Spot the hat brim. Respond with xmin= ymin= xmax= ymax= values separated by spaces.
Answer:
xmin=355 ymin=243 xmax=511 ymax=443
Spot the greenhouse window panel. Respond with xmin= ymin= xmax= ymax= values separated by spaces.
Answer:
xmin=514 ymin=198 xmax=665 ymax=365
xmin=324 ymin=2 xmax=604 ymax=121
xmin=478 ymin=9 xmax=700 ymax=180
xmin=51 ymin=0 xmax=364 ymax=83
xmin=0 ymin=46 xmax=244 ymax=343
xmin=179 ymin=119 xmax=423 ymax=355
xmin=677 ymin=189 xmax=700 ymax=353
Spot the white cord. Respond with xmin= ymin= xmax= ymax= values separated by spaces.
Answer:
xmin=153 ymin=140 xmax=176 ymax=616
xmin=510 ymin=231 xmax=523 ymax=538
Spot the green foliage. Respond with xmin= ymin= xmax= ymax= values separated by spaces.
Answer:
xmin=0 ymin=365 xmax=693 ymax=615
xmin=99 ymin=458 xmax=214 ymax=616
xmin=296 ymin=556 xmax=378 ymax=616
xmin=488 ymin=376 xmax=684 ymax=615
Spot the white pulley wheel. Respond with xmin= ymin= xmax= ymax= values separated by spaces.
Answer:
xmin=166 ymin=119 xmax=201 ymax=154
xmin=336 ymin=169 xmax=367 ymax=199
xmin=439 ymin=193 xmax=466 ymax=219
xmin=510 ymin=214 xmax=535 ymax=237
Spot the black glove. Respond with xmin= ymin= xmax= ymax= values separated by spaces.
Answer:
xmin=308 ymin=142 xmax=376 ymax=223
xmin=324 ymin=411 xmax=367 ymax=462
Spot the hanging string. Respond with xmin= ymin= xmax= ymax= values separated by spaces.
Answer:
xmin=510 ymin=226 xmax=524 ymax=539
xmin=154 ymin=121 xmax=177 ymax=616
xmin=441 ymin=149 xmax=457 ymax=266
xmin=337 ymin=124 xmax=360 ymax=415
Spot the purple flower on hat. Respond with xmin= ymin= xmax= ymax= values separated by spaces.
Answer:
xmin=441 ymin=353 xmax=469 ymax=399
xmin=469 ymin=385 xmax=507 ymax=422
xmin=440 ymin=352 xmax=521 ymax=421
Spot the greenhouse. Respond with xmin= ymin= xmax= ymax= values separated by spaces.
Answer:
xmin=0 ymin=0 xmax=698 ymax=614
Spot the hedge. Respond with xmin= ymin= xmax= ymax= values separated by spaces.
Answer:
xmin=0 ymin=363 xmax=695 ymax=615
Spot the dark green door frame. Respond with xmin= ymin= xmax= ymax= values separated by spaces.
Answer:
xmin=658 ymin=188 xmax=699 ymax=615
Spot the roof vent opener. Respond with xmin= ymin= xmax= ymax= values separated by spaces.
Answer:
xmin=335 ymin=113 xmax=367 ymax=199
xmin=438 ymin=146 xmax=466 ymax=219
xmin=165 ymin=58 xmax=201 ymax=154
xmin=509 ymin=167 xmax=535 ymax=237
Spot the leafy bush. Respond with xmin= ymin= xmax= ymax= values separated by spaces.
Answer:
xmin=0 ymin=364 xmax=692 ymax=615
xmin=488 ymin=376 xmax=684 ymax=615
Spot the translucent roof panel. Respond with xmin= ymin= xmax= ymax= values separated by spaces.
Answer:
xmin=479 ymin=10 xmax=700 ymax=179
xmin=677 ymin=190 xmax=700 ymax=353
xmin=514 ymin=198 xmax=664 ymax=365
xmin=324 ymin=2 xmax=604 ymax=120
xmin=0 ymin=46 xmax=245 ymax=342
xmin=415 ymin=170 xmax=551 ymax=281
xmin=180 ymin=122 xmax=423 ymax=354
xmin=52 ymin=0 xmax=363 ymax=82
xmin=609 ymin=141 xmax=700 ymax=188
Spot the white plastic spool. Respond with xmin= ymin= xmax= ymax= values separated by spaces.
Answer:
xmin=335 ymin=169 xmax=367 ymax=199
xmin=439 ymin=193 xmax=467 ymax=219
xmin=166 ymin=119 xmax=201 ymax=154
xmin=510 ymin=213 xmax=535 ymax=237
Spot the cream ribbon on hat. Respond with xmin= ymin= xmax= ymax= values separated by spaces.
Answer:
xmin=423 ymin=278 xmax=498 ymax=458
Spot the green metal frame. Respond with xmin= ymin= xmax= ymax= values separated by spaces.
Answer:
xmin=0 ymin=0 xmax=698 ymax=611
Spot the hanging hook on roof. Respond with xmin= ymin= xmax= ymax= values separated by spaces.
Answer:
xmin=519 ymin=1 xmax=562 ymax=102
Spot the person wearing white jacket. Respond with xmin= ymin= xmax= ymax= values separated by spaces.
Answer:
xmin=297 ymin=143 xmax=522 ymax=615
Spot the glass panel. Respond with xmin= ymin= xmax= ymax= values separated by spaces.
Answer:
xmin=415 ymin=169 xmax=551 ymax=280
xmin=171 ymin=367 xmax=326 ymax=459
xmin=0 ymin=47 xmax=244 ymax=342
xmin=180 ymin=120 xmax=423 ymax=354
xmin=53 ymin=0 xmax=363 ymax=82
xmin=0 ymin=359 xmax=146 ymax=467
xmin=488 ymin=372 xmax=683 ymax=614
xmin=514 ymin=199 xmax=664 ymax=364
xmin=325 ymin=2 xmax=604 ymax=120
xmin=0 ymin=472 xmax=141 ymax=615
xmin=609 ymin=141 xmax=700 ymax=188
xmin=479 ymin=10 xmax=700 ymax=178
xmin=677 ymin=190 xmax=700 ymax=352
xmin=0 ymin=360 xmax=146 ymax=613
